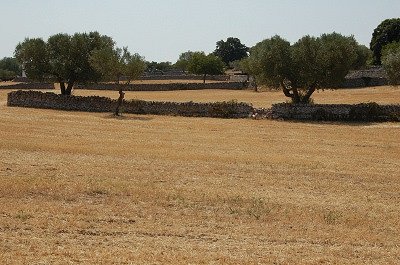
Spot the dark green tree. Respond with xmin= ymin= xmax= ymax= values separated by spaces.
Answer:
xmin=353 ymin=44 xmax=373 ymax=69
xmin=187 ymin=52 xmax=224 ymax=83
xmin=370 ymin=18 xmax=400 ymax=65
xmin=245 ymin=33 xmax=360 ymax=104
xmin=146 ymin=61 xmax=173 ymax=73
xmin=14 ymin=38 xmax=49 ymax=81
xmin=174 ymin=51 xmax=195 ymax=72
xmin=213 ymin=37 xmax=249 ymax=66
xmin=0 ymin=57 xmax=21 ymax=80
xmin=15 ymin=32 xmax=115 ymax=95
xmin=382 ymin=42 xmax=400 ymax=85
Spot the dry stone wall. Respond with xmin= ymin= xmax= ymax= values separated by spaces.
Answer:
xmin=75 ymin=82 xmax=246 ymax=91
xmin=139 ymin=75 xmax=230 ymax=81
xmin=8 ymin=91 xmax=399 ymax=122
xmin=341 ymin=77 xmax=388 ymax=88
xmin=0 ymin=82 xmax=54 ymax=90
xmin=7 ymin=90 xmax=254 ymax=118
xmin=268 ymin=103 xmax=400 ymax=122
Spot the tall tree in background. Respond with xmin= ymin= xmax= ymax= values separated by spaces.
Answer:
xmin=15 ymin=32 xmax=115 ymax=95
xmin=0 ymin=57 xmax=22 ymax=80
xmin=187 ymin=52 xmax=224 ymax=83
xmin=146 ymin=61 xmax=173 ymax=73
xmin=213 ymin=37 xmax=249 ymax=67
xmin=174 ymin=51 xmax=195 ymax=72
xmin=370 ymin=18 xmax=400 ymax=65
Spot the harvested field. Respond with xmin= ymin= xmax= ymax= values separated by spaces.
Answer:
xmin=0 ymin=87 xmax=399 ymax=264
xmin=73 ymin=86 xmax=400 ymax=108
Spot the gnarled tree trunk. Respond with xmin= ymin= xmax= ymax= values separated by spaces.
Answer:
xmin=60 ymin=81 xmax=66 ymax=95
xmin=115 ymin=89 xmax=125 ymax=116
xmin=281 ymin=80 xmax=316 ymax=104
xmin=59 ymin=80 xmax=74 ymax=95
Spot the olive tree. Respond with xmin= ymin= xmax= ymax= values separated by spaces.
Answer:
xmin=174 ymin=51 xmax=195 ymax=72
xmin=244 ymin=33 xmax=362 ymax=104
xmin=187 ymin=52 xmax=224 ymax=83
xmin=382 ymin=42 xmax=400 ymax=85
xmin=15 ymin=32 xmax=115 ymax=95
xmin=90 ymin=46 xmax=146 ymax=84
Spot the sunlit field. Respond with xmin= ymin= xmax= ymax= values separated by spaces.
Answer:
xmin=0 ymin=86 xmax=399 ymax=264
xmin=76 ymin=85 xmax=400 ymax=108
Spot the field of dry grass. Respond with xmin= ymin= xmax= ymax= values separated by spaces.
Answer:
xmin=0 ymin=86 xmax=399 ymax=264
xmin=72 ymin=86 xmax=400 ymax=108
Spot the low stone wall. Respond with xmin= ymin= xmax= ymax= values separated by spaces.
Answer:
xmin=8 ymin=90 xmax=399 ymax=122
xmin=139 ymin=75 xmax=230 ymax=81
xmin=7 ymin=90 xmax=254 ymax=118
xmin=75 ymin=82 xmax=246 ymax=91
xmin=0 ymin=82 xmax=55 ymax=90
xmin=342 ymin=77 xmax=388 ymax=88
xmin=268 ymin=103 xmax=400 ymax=122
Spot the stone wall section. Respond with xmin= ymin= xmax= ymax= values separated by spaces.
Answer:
xmin=0 ymin=82 xmax=54 ymax=90
xmin=139 ymin=75 xmax=230 ymax=81
xmin=341 ymin=78 xmax=388 ymax=88
xmin=7 ymin=91 xmax=399 ymax=122
xmin=7 ymin=90 xmax=254 ymax=118
xmin=75 ymin=82 xmax=246 ymax=91
xmin=268 ymin=103 xmax=400 ymax=121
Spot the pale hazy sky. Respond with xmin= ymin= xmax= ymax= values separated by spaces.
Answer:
xmin=1 ymin=0 xmax=399 ymax=62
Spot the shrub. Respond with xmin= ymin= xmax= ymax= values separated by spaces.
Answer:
xmin=348 ymin=102 xmax=385 ymax=121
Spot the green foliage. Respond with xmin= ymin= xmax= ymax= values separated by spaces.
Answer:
xmin=0 ymin=57 xmax=21 ymax=80
xmin=0 ymin=57 xmax=21 ymax=79
xmin=353 ymin=45 xmax=373 ymax=69
xmin=174 ymin=51 xmax=195 ymax=71
xmin=15 ymin=38 xmax=49 ymax=80
xmin=90 ymin=46 xmax=122 ymax=82
xmin=246 ymin=35 xmax=292 ymax=87
xmin=15 ymin=32 xmax=114 ymax=94
xmin=370 ymin=18 xmax=400 ymax=65
xmin=311 ymin=33 xmax=358 ymax=87
xmin=382 ymin=42 xmax=400 ymax=85
xmin=245 ymin=33 xmax=360 ymax=103
xmin=123 ymin=52 xmax=146 ymax=83
xmin=14 ymin=32 xmax=145 ymax=94
xmin=382 ymin=41 xmax=400 ymax=58
xmin=90 ymin=46 xmax=146 ymax=84
xmin=213 ymin=37 xmax=249 ymax=66
xmin=0 ymin=69 xmax=16 ymax=81
xmin=187 ymin=52 xmax=224 ymax=82
xmin=146 ymin=61 xmax=173 ymax=73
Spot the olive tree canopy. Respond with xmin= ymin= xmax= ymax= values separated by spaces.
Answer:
xmin=242 ymin=33 xmax=364 ymax=103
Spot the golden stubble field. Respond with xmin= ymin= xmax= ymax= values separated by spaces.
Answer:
xmin=0 ymin=86 xmax=399 ymax=264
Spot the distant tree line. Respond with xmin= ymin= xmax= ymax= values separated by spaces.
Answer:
xmin=9 ymin=17 xmax=400 ymax=99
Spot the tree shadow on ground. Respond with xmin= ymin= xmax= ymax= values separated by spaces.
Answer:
xmin=103 ymin=114 xmax=153 ymax=121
